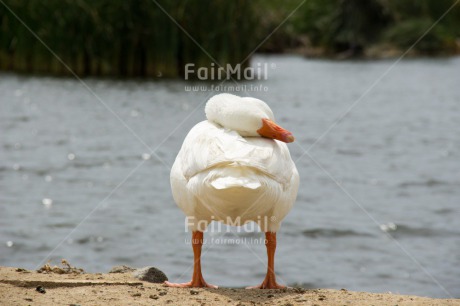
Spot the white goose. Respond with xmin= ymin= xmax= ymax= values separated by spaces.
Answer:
xmin=165 ymin=93 xmax=299 ymax=289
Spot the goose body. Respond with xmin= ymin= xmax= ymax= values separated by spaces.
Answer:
xmin=166 ymin=93 xmax=299 ymax=289
xmin=171 ymin=120 xmax=299 ymax=232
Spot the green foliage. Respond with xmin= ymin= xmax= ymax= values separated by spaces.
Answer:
xmin=1 ymin=0 xmax=459 ymax=77
xmin=293 ymin=0 xmax=460 ymax=55
xmin=383 ymin=0 xmax=460 ymax=54
xmin=383 ymin=19 xmax=449 ymax=53
xmin=295 ymin=0 xmax=390 ymax=54
xmin=254 ymin=0 xmax=305 ymax=53
xmin=0 ymin=0 xmax=258 ymax=77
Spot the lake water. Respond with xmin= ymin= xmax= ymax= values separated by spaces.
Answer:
xmin=1 ymin=55 xmax=459 ymax=298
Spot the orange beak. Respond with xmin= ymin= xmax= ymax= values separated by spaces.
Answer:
xmin=257 ymin=118 xmax=295 ymax=143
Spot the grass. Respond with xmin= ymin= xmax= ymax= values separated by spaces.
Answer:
xmin=0 ymin=0 xmax=258 ymax=78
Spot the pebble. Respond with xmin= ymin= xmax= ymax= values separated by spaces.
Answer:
xmin=190 ymin=289 xmax=199 ymax=295
xmin=35 ymin=286 xmax=46 ymax=294
xmin=149 ymin=294 xmax=159 ymax=299
xmin=132 ymin=266 xmax=168 ymax=283
xmin=159 ymin=291 xmax=167 ymax=296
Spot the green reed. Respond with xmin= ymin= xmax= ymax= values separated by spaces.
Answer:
xmin=0 ymin=0 xmax=258 ymax=78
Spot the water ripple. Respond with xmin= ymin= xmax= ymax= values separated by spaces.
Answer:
xmin=301 ymin=228 xmax=374 ymax=239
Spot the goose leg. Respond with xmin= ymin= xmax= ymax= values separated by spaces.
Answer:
xmin=164 ymin=231 xmax=217 ymax=288
xmin=246 ymin=232 xmax=285 ymax=289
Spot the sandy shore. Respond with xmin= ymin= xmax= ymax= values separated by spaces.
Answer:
xmin=0 ymin=266 xmax=458 ymax=306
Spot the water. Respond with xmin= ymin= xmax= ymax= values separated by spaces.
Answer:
xmin=1 ymin=55 xmax=459 ymax=298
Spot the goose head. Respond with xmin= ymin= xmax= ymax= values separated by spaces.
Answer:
xmin=205 ymin=93 xmax=294 ymax=143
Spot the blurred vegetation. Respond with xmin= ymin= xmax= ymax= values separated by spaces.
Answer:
xmin=0 ymin=0 xmax=459 ymax=78
xmin=382 ymin=0 xmax=460 ymax=54
xmin=0 ymin=0 xmax=257 ymax=77
xmin=292 ymin=0 xmax=390 ymax=55
xmin=286 ymin=0 xmax=460 ymax=56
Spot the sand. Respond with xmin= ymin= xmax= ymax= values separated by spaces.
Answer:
xmin=0 ymin=266 xmax=458 ymax=306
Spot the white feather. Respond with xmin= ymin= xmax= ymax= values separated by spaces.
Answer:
xmin=171 ymin=94 xmax=299 ymax=232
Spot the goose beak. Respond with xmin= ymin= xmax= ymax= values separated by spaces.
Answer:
xmin=257 ymin=118 xmax=295 ymax=143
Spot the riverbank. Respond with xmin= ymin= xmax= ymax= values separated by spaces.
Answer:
xmin=287 ymin=40 xmax=460 ymax=59
xmin=0 ymin=266 xmax=458 ymax=306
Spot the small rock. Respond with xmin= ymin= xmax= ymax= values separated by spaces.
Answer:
xmin=16 ymin=268 xmax=28 ymax=272
xmin=131 ymin=293 xmax=141 ymax=297
xmin=190 ymin=289 xmax=199 ymax=295
xmin=109 ymin=265 xmax=136 ymax=273
xmin=293 ymin=287 xmax=306 ymax=294
xmin=159 ymin=291 xmax=167 ymax=296
xmin=267 ymin=294 xmax=275 ymax=298
xmin=24 ymin=298 xmax=33 ymax=302
xmin=132 ymin=266 xmax=168 ymax=283
xmin=149 ymin=294 xmax=159 ymax=299
xmin=36 ymin=286 xmax=46 ymax=294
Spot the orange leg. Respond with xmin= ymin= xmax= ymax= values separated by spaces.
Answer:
xmin=164 ymin=231 xmax=217 ymax=288
xmin=247 ymin=232 xmax=285 ymax=289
